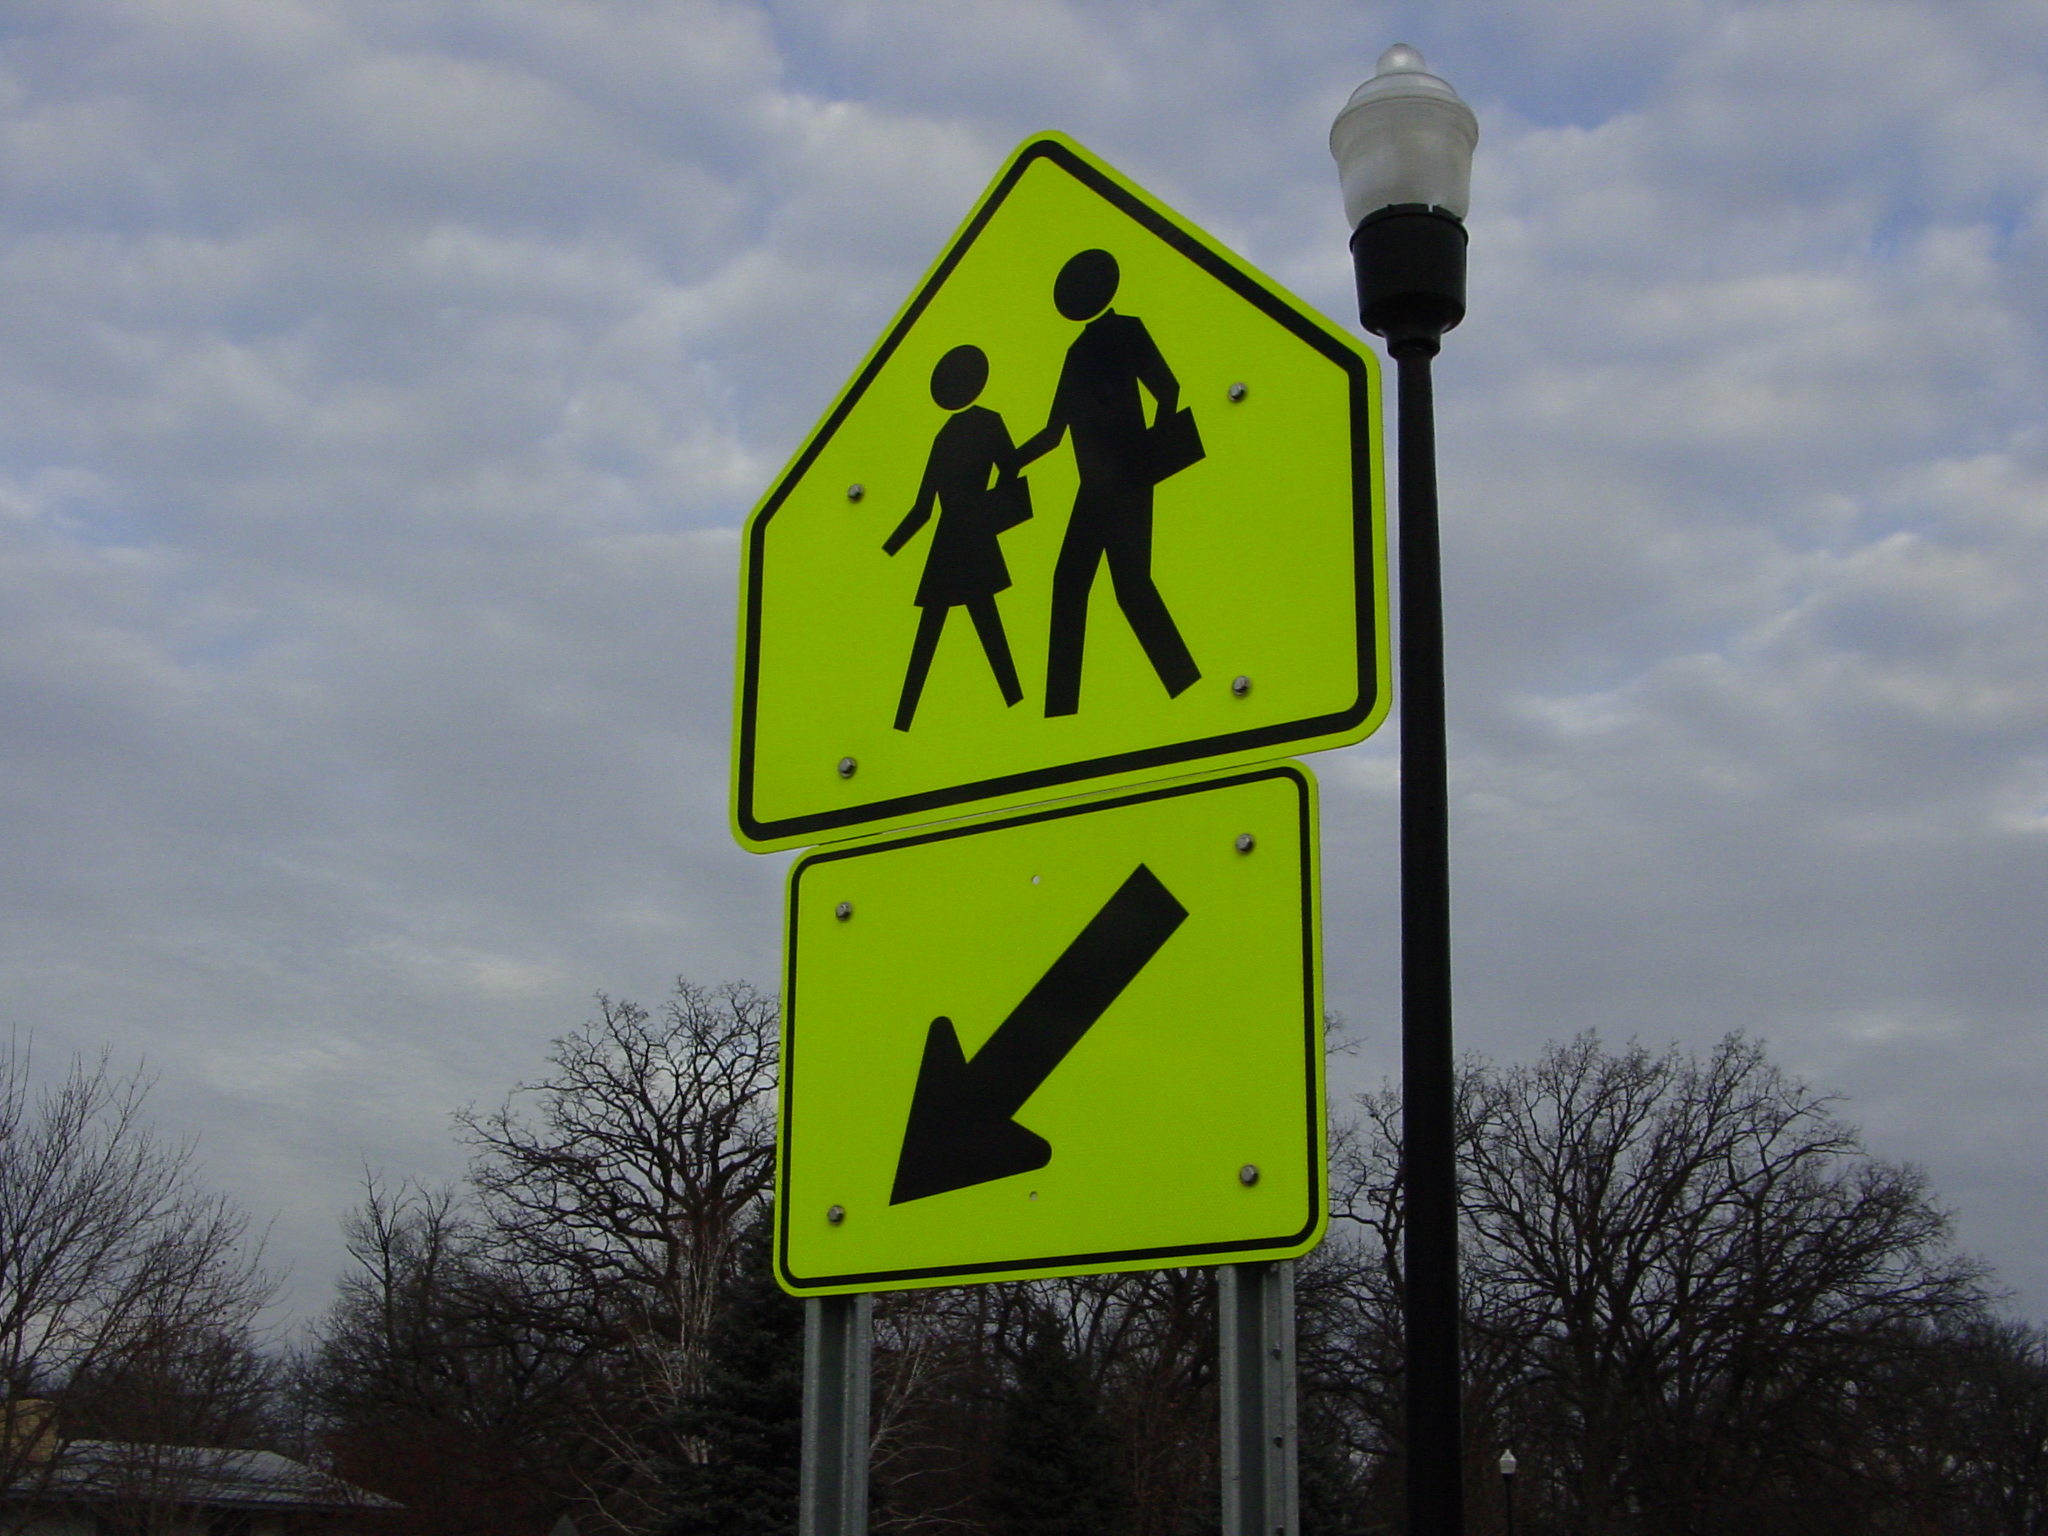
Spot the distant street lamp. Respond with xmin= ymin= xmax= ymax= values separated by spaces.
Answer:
xmin=1499 ymin=1449 xmax=1519 ymax=1536
xmin=1330 ymin=43 xmax=1479 ymax=1536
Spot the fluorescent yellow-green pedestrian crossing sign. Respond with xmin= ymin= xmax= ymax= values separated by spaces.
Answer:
xmin=732 ymin=134 xmax=1386 ymax=852
xmin=775 ymin=762 xmax=1325 ymax=1295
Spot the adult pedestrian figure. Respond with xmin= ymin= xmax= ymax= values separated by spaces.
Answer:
xmin=1019 ymin=248 xmax=1203 ymax=717
xmin=883 ymin=343 xmax=1029 ymax=733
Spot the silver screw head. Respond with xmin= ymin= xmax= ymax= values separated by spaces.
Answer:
xmin=826 ymin=1204 xmax=845 ymax=1225
xmin=846 ymin=483 xmax=865 ymax=502
xmin=1231 ymin=674 xmax=1252 ymax=697
xmin=834 ymin=901 xmax=853 ymax=922
xmin=1228 ymin=381 xmax=1248 ymax=402
xmin=837 ymin=756 xmax=857 ymax=779
xmin=1235 ymin=832 xmax=1256 ymax=854
xmin=1239 ymin=1163 xmax=1260 ymax=1185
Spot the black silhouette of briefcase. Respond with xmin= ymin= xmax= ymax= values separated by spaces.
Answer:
xmin=1146 ymin=406 xmax=1206 ymax=483
xmin=984 ymin=474 xmax=1033 ymax=533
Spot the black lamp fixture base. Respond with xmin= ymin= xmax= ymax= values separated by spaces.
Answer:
xmin=1349 ymin=204 xmax=1467 ymax=350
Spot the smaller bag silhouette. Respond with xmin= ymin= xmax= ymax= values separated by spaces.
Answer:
xmin=982 ymin=473 xmax=1033 ymax=534
xmin=1146 ymin=406 xmax=1206 ymax=484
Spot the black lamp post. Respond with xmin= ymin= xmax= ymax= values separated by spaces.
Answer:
xmin=1330 ymin=44 xmax=1479 ymax=1536
xmin=1499 ymin=1449 xmax=1519 ymax=1536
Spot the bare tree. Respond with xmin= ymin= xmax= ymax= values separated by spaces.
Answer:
xmin=311 ymin=1175 xmax=606 ymax=1535
xmin=1865 ymin=1315 xmax=2048 ymax=1536
xmin=454 ymin=980 xmax=779 ymax=1530
xmin=861 ymin=1270 xmax=1221 ymax=1536
xmin=0 ymin=1037 xmax=275 ymax=1534
xmin=1330 ymin=1032 xmax=1989 ymax=1535
xmin=867 ymin=1287 xmax=990 ymax=1532
xmin=1950 ymin=1319 xmax=2048 ymax=1536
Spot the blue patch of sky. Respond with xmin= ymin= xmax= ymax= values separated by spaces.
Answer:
xmin=1374 ymin=2 xmax=1705 ymax=133
xmin=171 ymin=624 xmax=272 ymax=673
xmin=34 ymin=495 xmax=173 ymax=553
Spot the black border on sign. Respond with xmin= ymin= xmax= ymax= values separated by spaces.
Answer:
xmin=776 ymin=763 xmax=1322 ymax=1292
xmin=736 ymin=137 xmax=1378 ymax=847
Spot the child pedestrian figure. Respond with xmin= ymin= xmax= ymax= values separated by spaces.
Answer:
xmin=883 ymin=344 xmax=1031 ymax=733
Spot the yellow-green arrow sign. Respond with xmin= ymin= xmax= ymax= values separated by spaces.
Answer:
xmin=776 ymin=762 xmax=1326 ymax=1294
xmin=732 ymin=134 xmax=1386 ymax=852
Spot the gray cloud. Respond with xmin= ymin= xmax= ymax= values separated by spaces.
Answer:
xmin=1 ymin=0 xmax=2045 ymax=1320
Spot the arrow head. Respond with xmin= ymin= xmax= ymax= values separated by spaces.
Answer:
xmin=890 ymin=1015 xmax=1053 ymax=1205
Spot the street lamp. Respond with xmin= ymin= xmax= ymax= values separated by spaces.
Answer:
xmin=1331 ymin=43 xmax=1479 ymax=1536
xmin=1499 ymin=1449 xmax=1519 ymax=1536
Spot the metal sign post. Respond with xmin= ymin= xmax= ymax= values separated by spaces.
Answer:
xmin=799 ymin=1294 xmax=872 ymax=1536
xmin=1219 ymin=1261 xmax=1299 ymax=1536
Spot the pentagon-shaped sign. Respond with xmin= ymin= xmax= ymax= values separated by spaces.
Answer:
xmin=733 ymin=134 xmax=1385 ymax=852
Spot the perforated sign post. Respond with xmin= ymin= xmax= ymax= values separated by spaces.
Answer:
xmin=732 ymin=133 xmax=1386 ymax=853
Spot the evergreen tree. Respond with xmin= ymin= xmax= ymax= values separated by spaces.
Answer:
xmin=983 ymin=1307 xmax=1128 ymax=1536
xmin=1296 ymin=1396 xmax=1368 ymax=1536
xmin=662 ymin=1211 xmax=804 ymax=1536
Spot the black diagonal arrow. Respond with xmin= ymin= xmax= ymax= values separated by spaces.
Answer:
xmin=889 ymin=863 xmax=1189 ymax=1205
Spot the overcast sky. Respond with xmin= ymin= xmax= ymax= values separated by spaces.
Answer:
xmin=3 ymin=0 xmax=2045 ymax=1327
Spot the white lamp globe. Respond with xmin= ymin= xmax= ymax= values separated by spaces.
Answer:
xmin=1330 ymin=44 xmax=1479 ymax=228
